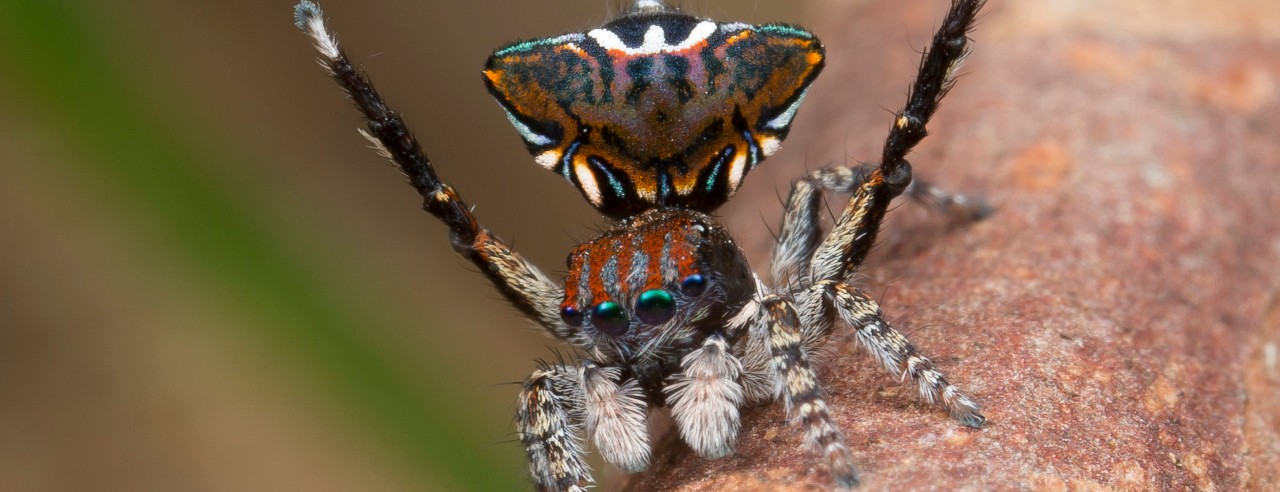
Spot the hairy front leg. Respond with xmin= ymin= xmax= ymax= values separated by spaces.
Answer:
xmin=519 ymin=365 xmax=591 ymax=492
xmin=294 ymin=2 xmax=582 ymax=345
xmin=801 ymin=0 xmax=987 ymax=286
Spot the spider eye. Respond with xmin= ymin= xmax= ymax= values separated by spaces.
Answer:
xmin=591 ymin=300 xmax=629 ymax=336
xmin=560 ymin=305 xmax=583 ymax=326
xmin=681 ymin=274 xmax=707 ymax=297
xmin=635 ymin=289 xmax=676 ymax=325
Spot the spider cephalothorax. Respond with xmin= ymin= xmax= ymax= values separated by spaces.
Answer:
xmin=560 ymin=209 xmax=753 ymax=360
xmin=295 ymin=0 xmax=988 ymax=489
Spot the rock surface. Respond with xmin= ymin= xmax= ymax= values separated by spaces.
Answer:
xmin=623 ymin=0 xmax=1280 ymax=490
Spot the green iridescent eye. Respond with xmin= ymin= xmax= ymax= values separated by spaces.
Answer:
xmin=591 ymin=300 xmax=629 ymax=336
xmin=635 ymin=289 xmax=676 ymax=325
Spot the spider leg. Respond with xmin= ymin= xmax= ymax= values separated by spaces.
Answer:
xmin=294 ymin=3 xmax=582 ymax=345
xmin=772 ymin=166 xmax=878 ymax=286
xmin=761 ymin=296 xmax=858 ymax=488
xmin=804 ymin=0 xmax=985 ymax=286
xmin=881 ymin=0 xmax=985 ymax=187
xmin=579 ymin=361 xmax=651 ymax=473
xmin=876 ymin=0 xmax=987 ymax=215
xmin=772 ymin=166 xmax=992 ymax=286
xmin=518 ymin=364 xmax=592 ymax=492
xmin=823 ymin=281 xmax=984 ymax=428
xmin=665 ymin=333 xmax=746 ymax=459
xmin=906 ymin=175 xmax=993 ymax=223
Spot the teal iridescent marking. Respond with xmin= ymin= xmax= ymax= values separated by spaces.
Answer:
xmin=590 ymin=157 xmax=627 ymax=198
xmin=704 ymin=146 xmax=734 ymax=193
xmin=758 ymin=25 xmax=813 ymax=39
xmin=502 ymin=109 xmax=552 ymax=146
xmin=493 ymin=33 xmax=584 ymax=57
xmin=743 ymin=131 xmax=760 ymax=171
xmin=560 ymin=140 xmax=581 ymax=180
xmin=704 ymin=161 xmax=721 ymax=193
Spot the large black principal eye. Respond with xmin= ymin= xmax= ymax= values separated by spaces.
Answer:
xmin=591 ymin=300 xmax=629 ymax=336
xmin=635 ymin=289 xmax=676 ymax=325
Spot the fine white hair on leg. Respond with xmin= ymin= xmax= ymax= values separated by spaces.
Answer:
xmin=579 ymin=363 xmax=651 ymax=473
xmin=738 ymin=310 xmax=778 ymax=404
xmin=665 ymin=333 xmax=745 ymax=459
xmin=825 ymin=282 xmax=985 ymax=428
xmin=293 ymin=1 xmax=340 ymax=60
xmin=729 ymin=277 xmax=777 ymax=404
xmin=770 ymin=166 xmax=877 ymax=286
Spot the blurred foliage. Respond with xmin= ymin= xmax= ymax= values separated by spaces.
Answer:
xmin=0 ymin=0 xmax=518 ymax=489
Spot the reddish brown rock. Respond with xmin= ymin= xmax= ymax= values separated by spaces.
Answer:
xmin=623 ymin=0 xmax=1280 ymax=490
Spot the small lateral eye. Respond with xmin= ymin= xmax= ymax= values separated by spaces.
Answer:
xmin=591 ymin=300 xmax=629 ymax=336
xmin=635 ymin=289 xmax=676 ymax=325
xmin=681 ymin=274 xmax=707 ymax=297
xmin=560 ymin=305 xmax=583 ymax=326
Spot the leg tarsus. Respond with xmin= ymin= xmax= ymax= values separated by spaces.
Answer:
xmin=906 ymin=175 xmax=994 ymax=223
xmin=823 ymin=281 xmax=985 ymax=427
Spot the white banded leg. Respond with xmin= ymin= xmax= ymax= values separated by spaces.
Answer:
xmin=518 ymin=365 xmax=590 ymax=492
xmin=825 ymin=281 xmax=985 ymax=428
xmin=762 ymin=296 xmax=859 ymax=488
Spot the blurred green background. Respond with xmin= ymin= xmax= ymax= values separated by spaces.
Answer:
xmin=0 ymin=0 xmax=812 ymax=490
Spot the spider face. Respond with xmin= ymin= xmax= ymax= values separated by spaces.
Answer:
xmin=296 ymin=0 xmax=988 ymax=489
xmin=561 ymin=208 xmax=752 ymax=364
xmin=484 ymin=9 xmax=823 ymax=217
